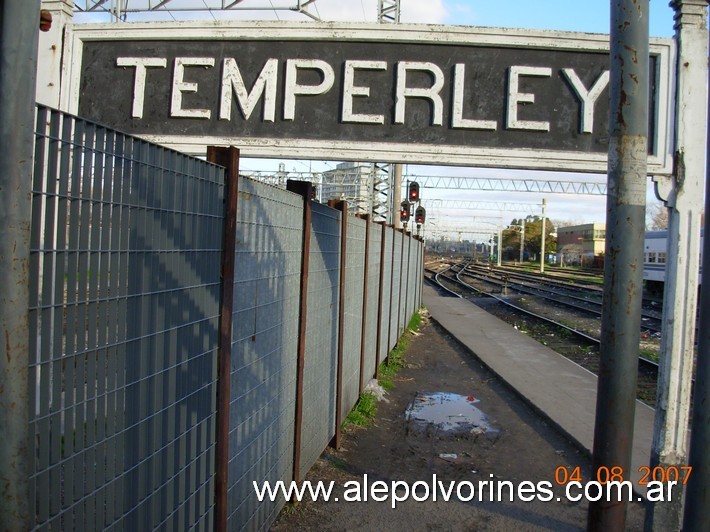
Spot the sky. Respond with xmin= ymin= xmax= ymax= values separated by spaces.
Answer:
xmin=74 ymin=0 xmax=680 ymax=236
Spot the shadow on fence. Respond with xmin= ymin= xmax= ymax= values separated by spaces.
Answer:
xmin=26 ymin=107 xmax=423 ymax=531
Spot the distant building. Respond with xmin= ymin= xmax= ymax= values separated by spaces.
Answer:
xmin=319 ymin=162 xmax=372 ymax=214
xmin=557 ymin=223 xmax=606 ymax=266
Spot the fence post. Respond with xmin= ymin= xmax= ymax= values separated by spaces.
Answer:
xmin=0 ymin=1 xmax=41 ymax=529
xmin=358 ymin=214 xmax=370 ymax=393
xmin=287 ymin=180 xmax=312 ymax=483
xmin=588 ymin=0 xmax=649 ymax=529
xmin=328 ymin=200 xmax=347 ymax=450
xmin=374 ymin=222 xmax=386 ymax=379
xmin=206 ymin=146 xmax=240 ymax=532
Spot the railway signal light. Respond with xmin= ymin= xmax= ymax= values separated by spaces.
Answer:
xmin=415 ymin=206 xmax=426 ymax=224
xmin=408 ymin=181 xmax=420 ymax=202
xmin=400 ymin=201 xmax=410 ymax=222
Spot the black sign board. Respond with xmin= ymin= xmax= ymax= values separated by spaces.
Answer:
xmin=65 ymin=23 xmax=673 ymax=173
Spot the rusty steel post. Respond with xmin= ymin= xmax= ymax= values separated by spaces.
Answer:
xmin=587 ymin=1 xmax=649 ymax=530
xmin=683 ymin=9 xmax=710 ymax=531
xmin=1 ymin=1 xmax=41 ymax=529
xmin=206 ymin=146 xmax=240 ymax=532
xmin=328 ymin=199 xmax=347 ymax=450
xmin=287 ymin=179 xmax=313 ymax=483
xmin=358 ymin=214 xmax=371 ymax=393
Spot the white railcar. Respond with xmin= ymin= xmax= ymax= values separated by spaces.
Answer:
xmin=643 ymin=230 xmax=703 ymax=286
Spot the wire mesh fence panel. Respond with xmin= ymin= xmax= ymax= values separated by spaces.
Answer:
xmin=378 ymin=227 xmax=393 ymax=366
xmin=298 ymin=202 xmax=341 ymax=480
xmin=341 ymin=215 xmax=366 ymax=418
xmin=28 ymin=107 xmax=223 ymax=531
xmin=363 ymin=221 xmax=381 ymax=384
xmin=388 ymin=230 xmax=403 ymax=352
xmin=227 ymin=177 xmax=303 ymax=531
xmin=400 ymin=235 xmax=411 ymax=333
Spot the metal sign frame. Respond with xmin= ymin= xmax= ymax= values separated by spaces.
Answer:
xmin=61 ymin=21 xmax=674 ymax=174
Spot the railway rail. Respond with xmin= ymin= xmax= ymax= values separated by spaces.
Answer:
xmin=426 ymin=260 xmax=660 ymax=382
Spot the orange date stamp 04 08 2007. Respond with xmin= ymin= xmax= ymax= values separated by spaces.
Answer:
xmin=554 ymin=465 xmax=693 ymax=486
xmin=553 ymin=465 xmax=692 ymax=503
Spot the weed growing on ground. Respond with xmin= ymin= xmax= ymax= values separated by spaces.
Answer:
xmin=343 ymin=392 xmax=377 ymax=427
xmin=342 ymin=310 xmax=424 ymax=428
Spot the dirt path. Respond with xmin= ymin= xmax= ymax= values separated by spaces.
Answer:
xmin=272 ymin=314 xmax=645 ymax=531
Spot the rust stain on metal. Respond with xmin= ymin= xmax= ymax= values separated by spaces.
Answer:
xmin=5 ymin=331 xmax=10 ymax=363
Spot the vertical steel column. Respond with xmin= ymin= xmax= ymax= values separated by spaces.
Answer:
xmin=358 ymin=214 xmax=371 ymax=393
xmin=206 ymin=147 xmax=239 ymax=532
xmin=0 ymin=1 xmax=41 ymax=529
xmin=287 ymin=179 xmax=312 ymax=483
xmin=683 ymin=13 xmax=710 ymax=531
xmin=374 ymin=222 xmax=386 ymax=378
xmin=587 ymin=1 xmax=649 ymax=530
xmin=328 ymin=200 xmax=347 ymax=450
xmin=520 ymin=219 xmax=526 ymax=264
xmin=647 ymin=2 xmax=708 ymax=530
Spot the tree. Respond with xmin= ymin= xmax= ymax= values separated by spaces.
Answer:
xmin=648 ymin=203 xmax=669 ymax=230
xmin=502 ymin=217 xmax=556 ymax=261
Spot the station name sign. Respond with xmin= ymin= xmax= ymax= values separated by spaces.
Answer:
xmin=66 ymin=22 xmax=674 ymax=173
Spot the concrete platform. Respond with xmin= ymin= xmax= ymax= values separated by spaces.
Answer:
xmin=424 ymin=284 xmax=656 ymax=491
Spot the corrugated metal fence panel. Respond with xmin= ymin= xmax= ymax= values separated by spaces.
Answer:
xmin=363 ymin=222 xmax=381 ymax=383
xmin=227 ymin=177 xmax=303 ymax=530
xmin=341 ymin=216 xmax=366 ymax=418
xmin=388 ymin=231 xmax=403 ymax=351
xmin=378 ymin=227 xmax=393 ymax=365
xmin=28 ymin=107 xmax=222 ymax=531
xmin=299 ymin=202 xmax=341 ymax=480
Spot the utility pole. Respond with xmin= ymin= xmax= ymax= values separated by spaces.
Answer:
xmin=588 ymin=0 xmax=649 ymax=529
xmin=540 ymin=199 xmax=547 ymax=273
xmin=1 ymin=1 xmax=42 ymax=529
xmin=646 ymin=2 xmax=708 ymax=531
xmin=519 ymin=219 xmax=526 ymax=264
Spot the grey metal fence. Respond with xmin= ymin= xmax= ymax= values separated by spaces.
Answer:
xmin=389 ymin=230 xmax=403 ymax=351
xmin=363 ymin=220 xmax=382 ymax=383
xmin=29 ymin=107 xmax=223 ymax=530
xmin=341 ymin=216 xmax=367 ymax=420
xmin=227 ymin=176 xmax=303 ymax=530
xmin=298 ymin=202 xmax=341 ymax=480
xmin=378 ymin=226 xmax=394 ymax=366
xmin=23 ymin=106 xmax=424 ymax=531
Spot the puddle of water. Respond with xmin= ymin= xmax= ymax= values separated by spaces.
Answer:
xmin=405 ymin=392 xmax=498 ymax=434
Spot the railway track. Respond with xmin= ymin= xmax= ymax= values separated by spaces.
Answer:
xmin=426 ymin=259 xmax=660 ymax=405
xmin=459 ymin=263 xmax=663 ymax=332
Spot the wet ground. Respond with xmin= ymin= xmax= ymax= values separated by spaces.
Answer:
xmin=272 ymin=314 xmax=646 ymax=531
